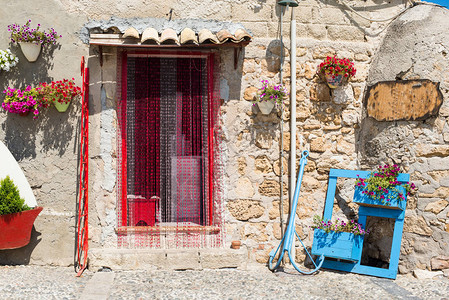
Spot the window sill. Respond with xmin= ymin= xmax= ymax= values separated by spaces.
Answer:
xmin=116 ymin=223 xmax=220 ymax=235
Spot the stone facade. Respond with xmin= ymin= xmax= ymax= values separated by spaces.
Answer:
xmin=0 ymin=0 xmax=448 ymax=275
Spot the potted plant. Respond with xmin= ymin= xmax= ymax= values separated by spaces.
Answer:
xmin=7 ymin=20 xmax=61 ymax=62
xmin=0 ymin=176 xmax=43 ymax=249
xmin=317 ymin=56 xmax=356 ymax=89
xmin=354 ymin=164 xmax=416 ymax=210
xmin=253 ymin=80 xmax=287 ymax=115
xmin=0 ymin=49 xmax=19 ymax=72
xmin=311 ymin=215 xmax=368 ymax=261
xmin=2 ymin=85 xmax=47 ymax=119
xmin=40 ymin=78 xmax=81 ymax=112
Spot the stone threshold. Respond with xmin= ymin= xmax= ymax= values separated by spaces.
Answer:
xmin=89 ymin=247 xmax=248 ymax=271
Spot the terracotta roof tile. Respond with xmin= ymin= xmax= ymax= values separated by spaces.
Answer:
xmin=122 ymin=27 xmax=140 ymax=39
xmin=141 ymin=27 xmax=159 ymax=44
xmin=88 ymin=19 xmax=252 ymax=47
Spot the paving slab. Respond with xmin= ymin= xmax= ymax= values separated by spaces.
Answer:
xmin=0 ymin=265 xmax=448 ymax=299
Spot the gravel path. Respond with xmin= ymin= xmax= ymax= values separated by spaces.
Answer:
xmin=0 ymin=265 xmax=448 ymax=299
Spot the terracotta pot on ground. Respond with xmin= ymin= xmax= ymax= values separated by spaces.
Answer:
xmin=231 ymin=241 xmax=241 ymax=249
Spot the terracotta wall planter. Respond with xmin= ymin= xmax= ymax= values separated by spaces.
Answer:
xmin=0 ymin=206 xmax=43 ymax=249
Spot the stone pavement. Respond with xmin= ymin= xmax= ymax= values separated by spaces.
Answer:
xmin=0 ymin=265 xmax=448 ymax=299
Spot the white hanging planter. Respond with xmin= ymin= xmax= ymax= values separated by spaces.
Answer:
xmin=19 ymin=42 xmax=42 ymax=62
xmin=257 ymin=101 xmax=275 ymax=115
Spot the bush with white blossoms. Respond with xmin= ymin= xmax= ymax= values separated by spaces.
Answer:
xmin=0 ymin=49 xmax=18 ymax=72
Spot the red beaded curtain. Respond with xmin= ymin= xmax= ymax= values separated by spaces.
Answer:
xmin=117 ymin=50 xmax=223 ymax=248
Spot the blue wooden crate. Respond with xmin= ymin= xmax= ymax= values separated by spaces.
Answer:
xmin=353 ymin=185 xmax=406 ymax=210
xmin=311 ymin=229 xmax=363 ymax=261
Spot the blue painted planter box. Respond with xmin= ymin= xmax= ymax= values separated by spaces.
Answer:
xmin=353 ymin=186 xmax=406 ymax=210
xmin=311 ymin=229 xmax=363 ymax=261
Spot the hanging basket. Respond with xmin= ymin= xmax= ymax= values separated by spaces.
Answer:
xmin=19 ymin=42 xmax=42 ymax=62
xmin=257 ymin=101 xmax=275 ymax=115
xmin=53 ymin=98 xmax=71 ymax=113
xmin=325 ymin=73 xmax=345 ymax=89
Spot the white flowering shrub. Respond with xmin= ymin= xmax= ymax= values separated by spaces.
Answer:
xmin=0 ymin=49 xmax=19 ymax=72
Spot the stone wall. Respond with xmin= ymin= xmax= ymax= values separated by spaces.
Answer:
xmin=1 ymin=0 xmax=447 ymax=274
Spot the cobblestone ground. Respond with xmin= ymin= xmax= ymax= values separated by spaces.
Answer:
xmin=0 ymin=265 xmax=448 ymax=299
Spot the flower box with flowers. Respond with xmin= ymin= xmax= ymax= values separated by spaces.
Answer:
xmin=311 ymin=216 xmax=368 ymax=262
xmin=354 ymin=165 xmax=416 ymax=210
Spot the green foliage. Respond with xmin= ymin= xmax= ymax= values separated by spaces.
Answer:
xmin=355 ymin=164 xmax=417 ymax=206
xmin=311 ymin=215 xmax=369 ymax=235
xmin=253 ymin=80 xmax=287 ymax=106
xmin=0 ymin=176 xmax=30 ymax=215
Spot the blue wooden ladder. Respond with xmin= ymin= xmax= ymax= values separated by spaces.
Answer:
xmin=320 ymin=169 xmax=409 ymax=279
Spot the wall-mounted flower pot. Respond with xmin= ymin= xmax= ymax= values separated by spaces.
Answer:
xmin=325 ymin=73 xmax=344 ymax=89
xmin=0 ymin=206 xmax=43 ymax=249
xmin=53 ymin=99 xmax=71 ymax=112
xmin=257 ymin=101 xmax=275 ymax=115
xmin=353 ymin=186 xmax=406 ymax=210
xmin=311 ymin=229 xmax=363 ymax=261
xmin=19 ymin=42 xmax=41 ymax=62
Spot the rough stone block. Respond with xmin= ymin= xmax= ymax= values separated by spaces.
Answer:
xmin=306 ymin=24 xmax=327 ymax=40
xmin=318 ymin=7 xmax=348 ymax=25
xmin=310 ymin=137 xmax=326 ymax=153
xmin=235 ymin=177 xmax=255 ymax=198
xmin=200 ymin=248 xmax=247 ymax=269
xmin=231 ymin=2 xmax=273 ymax=22
xmin=365 ymin=80 xmax=444 ymax=121
xmin=89 ymin=249 xmax=167 ymax=270
xmin=327 ymin=25 xmax=365 ymax=41
xmin=269 ymin=200 xmax=289 ymax=220
xmin=424 ymin=200 xmax=449 ymax=214
xmin=336 ymin=138 xmax=355 ymax=154
xmin=431 ymin=256 xmax=449 ymax=270
xmin=255 ymin=131 xmax=274 ymax=149
xmin=165 ymin=250 xmax=201 ymax=270
xmin=227 ymin=199 xmax=264 ymax=221
xmin=310 ymin=83 xmax=331 ymax=102
xmin=416 ymin=144 xmax=449 ymax=158
xmin=240 ymin=22 xmax=268 ymax=38
xmin=296 ymin=6 xmax=314 ymax=23
xmin=241 ymin=223 xmax=268 ymax=242
xmin=413 ymin=269 xmax=443 ymax=279
xmin=244 ymin=86 xmax=258 ymax=101
xmin=273 ymin=157 xmax=288 ymax=176
xmin=259 ymin=179 xmax=287 ymax=197
xmin=254 ymin=155 xmax=273 ymax=173
xmin=404 ymin=216 xmax=433 ymax=236
xmin=312 ymin=47 xmax=336 ymax=59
